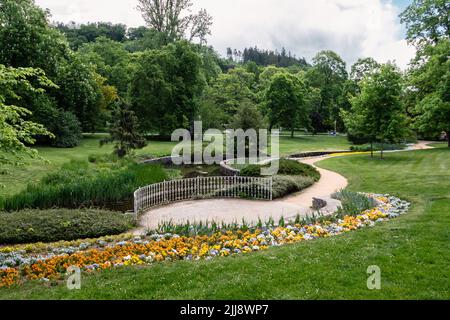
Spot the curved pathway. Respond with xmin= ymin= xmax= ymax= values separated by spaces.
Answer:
xmin=136 ymin=141 xmax=432 ymax=232
xmin=137 ymin=156 xmax=347 ymax=232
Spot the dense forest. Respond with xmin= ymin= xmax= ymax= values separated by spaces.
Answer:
xmin=1 ymin=0 xmax=449 ymax=164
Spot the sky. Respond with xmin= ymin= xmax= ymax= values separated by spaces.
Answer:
xmin=35 ymin=0 xmax=416 ymax=69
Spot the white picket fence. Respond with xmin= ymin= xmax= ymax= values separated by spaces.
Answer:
xmin=134 ymin=176 xmax=273 ymax=214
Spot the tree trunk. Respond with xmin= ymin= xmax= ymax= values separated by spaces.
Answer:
xmin=291 ymin=128 xmax=294 ymax=138
xmin=370 ymin=141 xmax=374 ymax=159
xmin=447 ymin=131 xmax=450 ymax=148
xmin=380 ymin=141 xmax=384 ymax=160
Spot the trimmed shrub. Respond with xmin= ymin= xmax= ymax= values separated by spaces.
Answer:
xmin=0 ymin=209 xmax=135 ymax=244
xmin=332 ymin=189 xmax=376 ymax=216
xmin=272 ymin=175 xmax=315 ymax=199
xmin=277 ymin=159 xmax=320 ymax=181
xmin=240 ymin=164 xmax=262 ymax=177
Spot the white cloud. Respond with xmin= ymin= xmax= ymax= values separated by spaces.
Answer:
xmin=35 ymin=0 xmax=416 ymax=69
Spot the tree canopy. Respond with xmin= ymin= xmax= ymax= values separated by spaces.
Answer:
xmin=0 ymin=66 xmax=54 ymax=166
xmin=400 ymin=0 xmax=450 ymax=48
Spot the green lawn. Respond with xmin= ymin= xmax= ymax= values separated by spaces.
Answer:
xmin=1 ymin=147 xmax=448 ymax=299
xmin=0 ymin=134 xmax=350 ymax=197
xmin=278 ymin=134 xmax=350 ymax=155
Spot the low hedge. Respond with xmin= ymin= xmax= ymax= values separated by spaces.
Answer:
xmin=0 ymin=209 xmax=136 ymax=244
xmin=272 ymin=175 xmax=315 ymax=199
xmin=240 ymin=164 xmax=262 ymax=177
xmin=240 ymin=159 xmax=321 ymax=182
xmin=277 ymin=159 xmax=320 ymax=181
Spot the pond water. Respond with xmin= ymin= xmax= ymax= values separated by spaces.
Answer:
xmin=165 ymin=164 xmax=221 ymax=179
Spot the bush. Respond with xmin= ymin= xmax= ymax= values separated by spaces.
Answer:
xmin=0 ymin=160 xmax=167 ymax=212
xmin=32 ymin=100 xmax=83 ymax=148
xmin=277 ymin=159 xmax=320 ymax=181
xmin=332 ymin=189 xmax=376 ymax=216
xmin=50 ymin=111 xmax=83 ymax=148
xmin=240 ymin=164 xmax=261 ymax=177
xmin=0 ymin=209 xmax=135 ymax=244
xmin=272 ymin=175 xmax=315 ymax=199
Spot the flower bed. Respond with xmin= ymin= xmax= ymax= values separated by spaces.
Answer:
xmin=0 ymin=194 xmax=410 ymax=288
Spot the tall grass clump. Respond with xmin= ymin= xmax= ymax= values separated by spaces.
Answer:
xmin=332 ymin=189 xmax=376 ymax=216
xmin=0 ymin=160 xmax=167 ymax=212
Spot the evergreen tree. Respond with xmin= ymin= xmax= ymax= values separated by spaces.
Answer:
xmin=101 ymin=101 xmax=147 ymax=158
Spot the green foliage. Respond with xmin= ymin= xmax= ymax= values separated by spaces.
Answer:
xmin=236 ymin=46 xmax=308 ymax=68
xmin=266 ymin=73 xmax=310 ymax=136
xmin=78 ymin=37 xmax=135 ymax=96
xmin=54 ymin=54 xmax=104 ymax=132
xmin=50 ymin=111 xmax=83 ymax=148
xmin=409 ymin=40 xmax=450 ymax=146
xmin=101 ymin=101 xmax=147 ymax=158
xmin=137 ymin=0 xmax=212 ymax=44
xmin=0 ymin=161 xmax=167 ymax=212
xmin=231 ymin=99 xmax=266 ymax=131
xmin=350 ymin=57 xmax=380 ymax=83
xmin=331 ymin=189 xmax=376 ymax=217
xmin=277 ymin=159 xmax=320 ymax=181
xmin=205 ymin=67 xmax=256 ymax=120
xmin=240 ymin=165 xmax=262 ymax=177
xmin=56 ymin=22 xmax=127 ymax=50
xmin=129 ymin=41 xmax=204 ymax=135
xmin=305 ymin=50 xmax=348 ymax=132
xmin=342 ymin=64 xmax=408 ymax=158
xmin=272 ymin=175 xmax=315 ymax=199
xmin=0 ymin=0 xmax=70 ymax=77
xmin=0 ymin=65 xmax=55 ymax=166
xmin=400 ymin=0 xmax=450 ymax=48
xmin=0 ymin=209 xmax=135 ymax=244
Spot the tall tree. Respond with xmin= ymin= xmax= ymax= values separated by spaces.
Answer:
xmin=409 ymin=40 xmax=450 ymax=146
xmin=350 ymin=57 xmax=381 ymax=83
xmin=129 ymin=41 xmax=204 ymax=136
xmin=78 ymin=37 xmax=135 ymax=96
xmin=101 ymin=100 xmax=146 ymax=158
xmin=137 ymin=0 xmax=212 ymax=44
xmin=305 ymin=50 xmax=348 ymax=132
xmin=0 ymin=0 xmax=70 ymax=77
xmin=205 ymin=67 xmax=256 ymax=120
xmin=266 ymin=73 xmax=310 ymax=137
xmin=54 ymin=54 xmax=103 ymax=132
xmin=342 ymin=64 xmax=408 ymax=159
xmin=400 ymin=0 xmax=450 ymax=48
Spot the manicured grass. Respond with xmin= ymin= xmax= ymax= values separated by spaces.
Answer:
xmin=278 ymin=134 xmax=350 ymax=155
xmin=429 ymin=142 xmax=449 ymax=149
xmin=0 ymin=148 xmax=448 ymax=299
